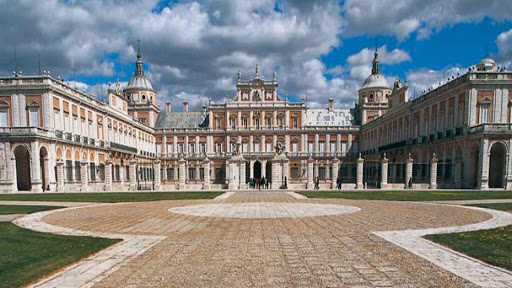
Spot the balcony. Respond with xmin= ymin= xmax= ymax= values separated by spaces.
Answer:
xmin=469 ymin=123 xmax=512 ymax=135
xmin=429 ymin=134 xmax=436 ymax=142
xmin=74 ymin=135 xmax=81 ymax=143
xmin=64 ymin=132 xmax=72 ymax=141
xmin=110 ymin=142 xmax=137 ymax=154
xmin=99 ymin=140 xmax=105 ymax=147
xmin=437 ymin=131 xmax=444 ymax=140
xmin=89 ymin=138 xmax=95 ymax=145
xmin=455 ymin=127 xmax=463 ymax=136
xmin=83 ymin=136 xmax=88 ymax=145
xmin=55 ymin=130 xmax=63 ymax=139
xmin=446 ymin=129 xmax=453 ymax=138
xmin=422 ymin=136 xmax=428 ymax=144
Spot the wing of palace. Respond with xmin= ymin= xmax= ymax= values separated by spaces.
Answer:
xmin=0 ymin=47 xmax=511 ymax=192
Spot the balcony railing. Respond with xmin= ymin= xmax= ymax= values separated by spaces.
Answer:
xmin=455 ymin=127 xmax=463 ymax=136
xmin=110 ymin=142 xmax=137 ymax=153
xmin=64 ymin=132 xmax=72 ymax=141
xmin=74 ymin=135 xmax=81 ymax=142
xmin=55 ymin=130 xmax=63 ymax=139
xmin=469 ymin=123 xmax=512 ymax=134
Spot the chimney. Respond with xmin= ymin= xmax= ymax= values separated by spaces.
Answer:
xmin=328 ymin=98 xmax=334 ymax=112
xmin=183 ymin=101 xmax=189 ymax=112
xmin=165 ymin=101 xmax=171 ymax=113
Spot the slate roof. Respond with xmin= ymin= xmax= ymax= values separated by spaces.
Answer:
xmin=155 ymin=112 xmax=208 ymax=129
xmin=305 ymin=109 xmax=356 ymax=126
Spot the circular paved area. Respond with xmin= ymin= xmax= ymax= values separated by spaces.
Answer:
xmin=169 ymin=202 xmax=361 ymax=218
xmin=41 ymin=192 xmax=495 ymax=287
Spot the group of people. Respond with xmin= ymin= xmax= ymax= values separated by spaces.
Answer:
xmin=313 ymin=176 xmax=343 ymax=190
xmin=249 ymin=177 xmax=270 ymax=190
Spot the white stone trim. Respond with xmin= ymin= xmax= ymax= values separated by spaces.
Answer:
xmin=13 ymin=205 xmax=165 ymax=288
xmin=373 ymin=205 xmax=512 ymax=288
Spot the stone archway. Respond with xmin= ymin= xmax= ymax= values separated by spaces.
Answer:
xmin=14 ymin=145 xmax=31 ymax=191
xmin=40 ymin=146 xmax=50 ymax=191
xmin=254 ymin=161 xmax=262 ymax=179
xmin=489 ymin=142 xmax=507 ymax=188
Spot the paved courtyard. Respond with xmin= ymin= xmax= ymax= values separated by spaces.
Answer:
xmin=21 ymin=192 xmax=512 ymax=287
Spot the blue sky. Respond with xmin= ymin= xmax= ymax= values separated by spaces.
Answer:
xmin=1 ymin=0 xmax=512 ymax=110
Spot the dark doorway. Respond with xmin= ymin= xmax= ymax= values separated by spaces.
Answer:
xmin=489 ymin=143 xmax=506 ymax=188
xmin=15 ymin=145 xmax=31 ymax=191
xmin=254 ymin=161 xmax=262 ymax=179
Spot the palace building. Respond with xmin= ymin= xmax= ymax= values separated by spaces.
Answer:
xmin=0 ymin=47 xmax=511 ymax=193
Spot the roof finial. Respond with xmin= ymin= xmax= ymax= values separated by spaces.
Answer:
xmin=255 ymin=64 xmax=259 ymax=77
xmin=135 ymin=38 xmax=144 ymax=75
xmin=136 ymin=38 xmax=141 ymax=59
xmin=371 ymin=41 xmax=380 ymax=75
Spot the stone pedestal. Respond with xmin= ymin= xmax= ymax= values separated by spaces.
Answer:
xmin=331 ymin=158 xmax=339 ymax=189
xmin=228 ymin=160 xmax=237 ymax=190
xmin=283 ymin=157 xmax=289 ymax=189
xmin=430 ymin=154 xmax=438 ymax=189
xmin=80 ymin=162 xmax=88 ymax=192
xmin=154 ymin=160 xmax=161 ymax=191
xmin=129 ymin=158 xmax=137 ymax=191
xmin=203 ymin=158 xmax=211 ymax=190
xmin=380 ymin=154 xmax=388 ymax=189
xmin=178 ymin=157 xmax=186 ymax=190
xmin=405 ymin=154 xmax=413 ymax=189
xmin=56 ymin=159 xmax=64 ymax=192
xmin=105 ymin=160 xmax=113 ymax=192
xmin=306 ymin=157 xmax=314 ymax=189
xmin=356 ymin=154 xmax=364 ymax=189
xmin=239 ymin=160 xmax=246 ymax=190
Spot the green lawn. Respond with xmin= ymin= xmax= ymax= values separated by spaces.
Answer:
xmin=425 ymin=203 xmax=512 ymax=271
xmin=297 ymin=190 xmax=512 ymax=201
xmin=0 ymin=222 xmax=120 ymax=288
xmin=0 ymin=205 xmax=64 ymax=215
xmin=0 ymin=191 xmax=224 ymax=203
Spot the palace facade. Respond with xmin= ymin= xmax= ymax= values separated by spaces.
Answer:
xmin=0 ymin=47 xmax=511 ymax=193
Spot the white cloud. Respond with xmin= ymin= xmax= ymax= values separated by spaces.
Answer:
xmin=343 ymin=0 xmax=512 ymax=40
xmin=497 ymin=28 xmax=512 ymax=66
xmin=406 ymin=66 xmax=464 ymax=99
xmin=346 ymin=45 xmax=411 ymax=81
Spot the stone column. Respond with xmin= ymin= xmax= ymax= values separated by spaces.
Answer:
xmin=405 ymin=153 xmax=413 ymax=189
xmin=271 ymin=160 xmax=280 ymax=189
xmin=430 ymin=153 xmax=438 ymax=189
xmin=105 ymin=160 xmax=113 ymax=191
xmin=30 ymin=142 xmax=43 ymax=193
xmin=178 ymin=157 xmax=186 ymax=190
xmin=154 ymin=160 xmax=161 ymax=191
xmin=203 ymin=158 xmax=210 ymax=190
xmin=331 ymin=158 xmax=339 ymax=189
xmin=380 ymin=154 xmax=388 ymax=189
xmin=228 ymin=160 xmax=237 ymax=190
xmin=307 ymin=157 xmax=314 ymax=189
xmin=356 ymin=154 xmax=364 ymax=189
xmin=162 ymin=162 xmax=167 ymax=183
xmin=56 ymin=159 xmax=64 ymax=192
xmin=454 ymin=160 xmax=462 ymax=188
xmin=80 ymin=162 xmax=88 ymax=192
xmin=195 ymin=164 xmax=200 ymax=181
xmin=239 ymin=160 xmax=246 ymax=190
xmin=249 ymin=160 xmax=254 ymax=179
xmin=129 ymin=158 xmax=137 ymax=191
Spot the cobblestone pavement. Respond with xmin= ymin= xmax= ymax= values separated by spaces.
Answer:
xmin=38 ymin=192 xmax=505 ymax=288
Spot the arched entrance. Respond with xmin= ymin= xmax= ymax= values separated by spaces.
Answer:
xmin=14 ymin=145 xmax=31 ymax=191
xmin=245 ymin=161 xmax=250 ymax=181
xmin=469 ymin=144 xmax=480 ymax=188
xmin=489 ymin=142 xmax=506 ymax=188
xmin=40 ymin=147 xmax=50 ymax=191
xmin=254 ymin=161 xmax=262 ymax=179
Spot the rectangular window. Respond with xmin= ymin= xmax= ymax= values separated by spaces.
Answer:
xmin=156 ymin=144 xmax=162 ymax=156
xmin=319 ymin=167 xmax=326 ymax=180
xmin=266 ymin=118 xmax=271 ymax=128
xmin=319 ymin=142 xmax=325 ymax=155
xmin=330 ymin=142 xmax=336 ymax=155
xmin=200 ymin=143 xmax=206 ymax=155
xmin=278 ymin=117 xmax=283 ymax=128
xmin=243 ymin=118 xmax=248 ymax=129
xmin=167 ymin=144 xmax=173 ymax=155
xmin=292 ymin=118 xmax=298 ymax=129
xmin=167 ymin=168 xmax=174 ymax=180
xmin=81 ymin=119 xmax=86 ymax=137
xmin=292 ymin=142 xmax=298 ymax=156
xmin=216 ymin=143 xmax=222 ymax=155
xmin=64 ymin=114 xmax=70 ymax=132
xmin=242 ymin=143 xmax=248 ymax=152
xmin=254 ymin=143 xmax=259 ymax=152
xmin=54 ymin=111 xmax=60 ymax=130
xmin=189 ymin=143 xmax=195 ymax=155
xmin=89 ymin=163 xmax=96 ymax=181
xmin=178 ymin=143 xmax=183 ymax=153
xmin=216 ymin=118 xmax=221 ymax=130
xmin=255 ymin=118 xmax=260 ymax=129
xmin=266 ymin=142 xmax=272 ymax=152
xmin=0 ymin=111 xmax=8 ymax=127
xmin=73 ymin=117 xmax=79 ymax=133
xmin=308 ymin=142 xmax=314 ymax=152
xmin=342 ymin=142 xmax=347 ymax=156
xmin=188 ymin=168 xmax=196 ymax=180
xmin=29 ymin=109 xmax=39 ymax=127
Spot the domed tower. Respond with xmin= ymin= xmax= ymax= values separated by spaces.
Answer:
xmin=358 ymin=47 xmax=392 ymax=125
xmin=124 ymin=41 xmax=160 ymax=127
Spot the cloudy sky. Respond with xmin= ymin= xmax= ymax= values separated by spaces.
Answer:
xmin=1 ymin=0 xmax=511 ymax=111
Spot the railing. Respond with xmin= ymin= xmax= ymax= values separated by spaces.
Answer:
xmin=379 ymin=140 xmax=407 ymax=152
xmin=83 ymin=136 xmax=88 ymax=145
xmin=455 ymin=127 xmax=463 ymax=136
xmin=74 ymin=135 xmax=81 ymax=143
xmin=469 ymin=123 xmax=512 ymax=134
xmin=437 ymin=131 xmax=444 ymax=140
xmin=55 ymin=130 xmax=63 ymax=139
xmin=89 ymin=138 xmax=95 ymax=145
xmin=99 ymin=140 xmax=105 ymax=147
xmin=446 ymin=129 xmax=453 ymax=138
xmin=110 ymin=142 xmax=137 ymax=153
xmin=64 ymin=132 xmax=72 ymax=141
